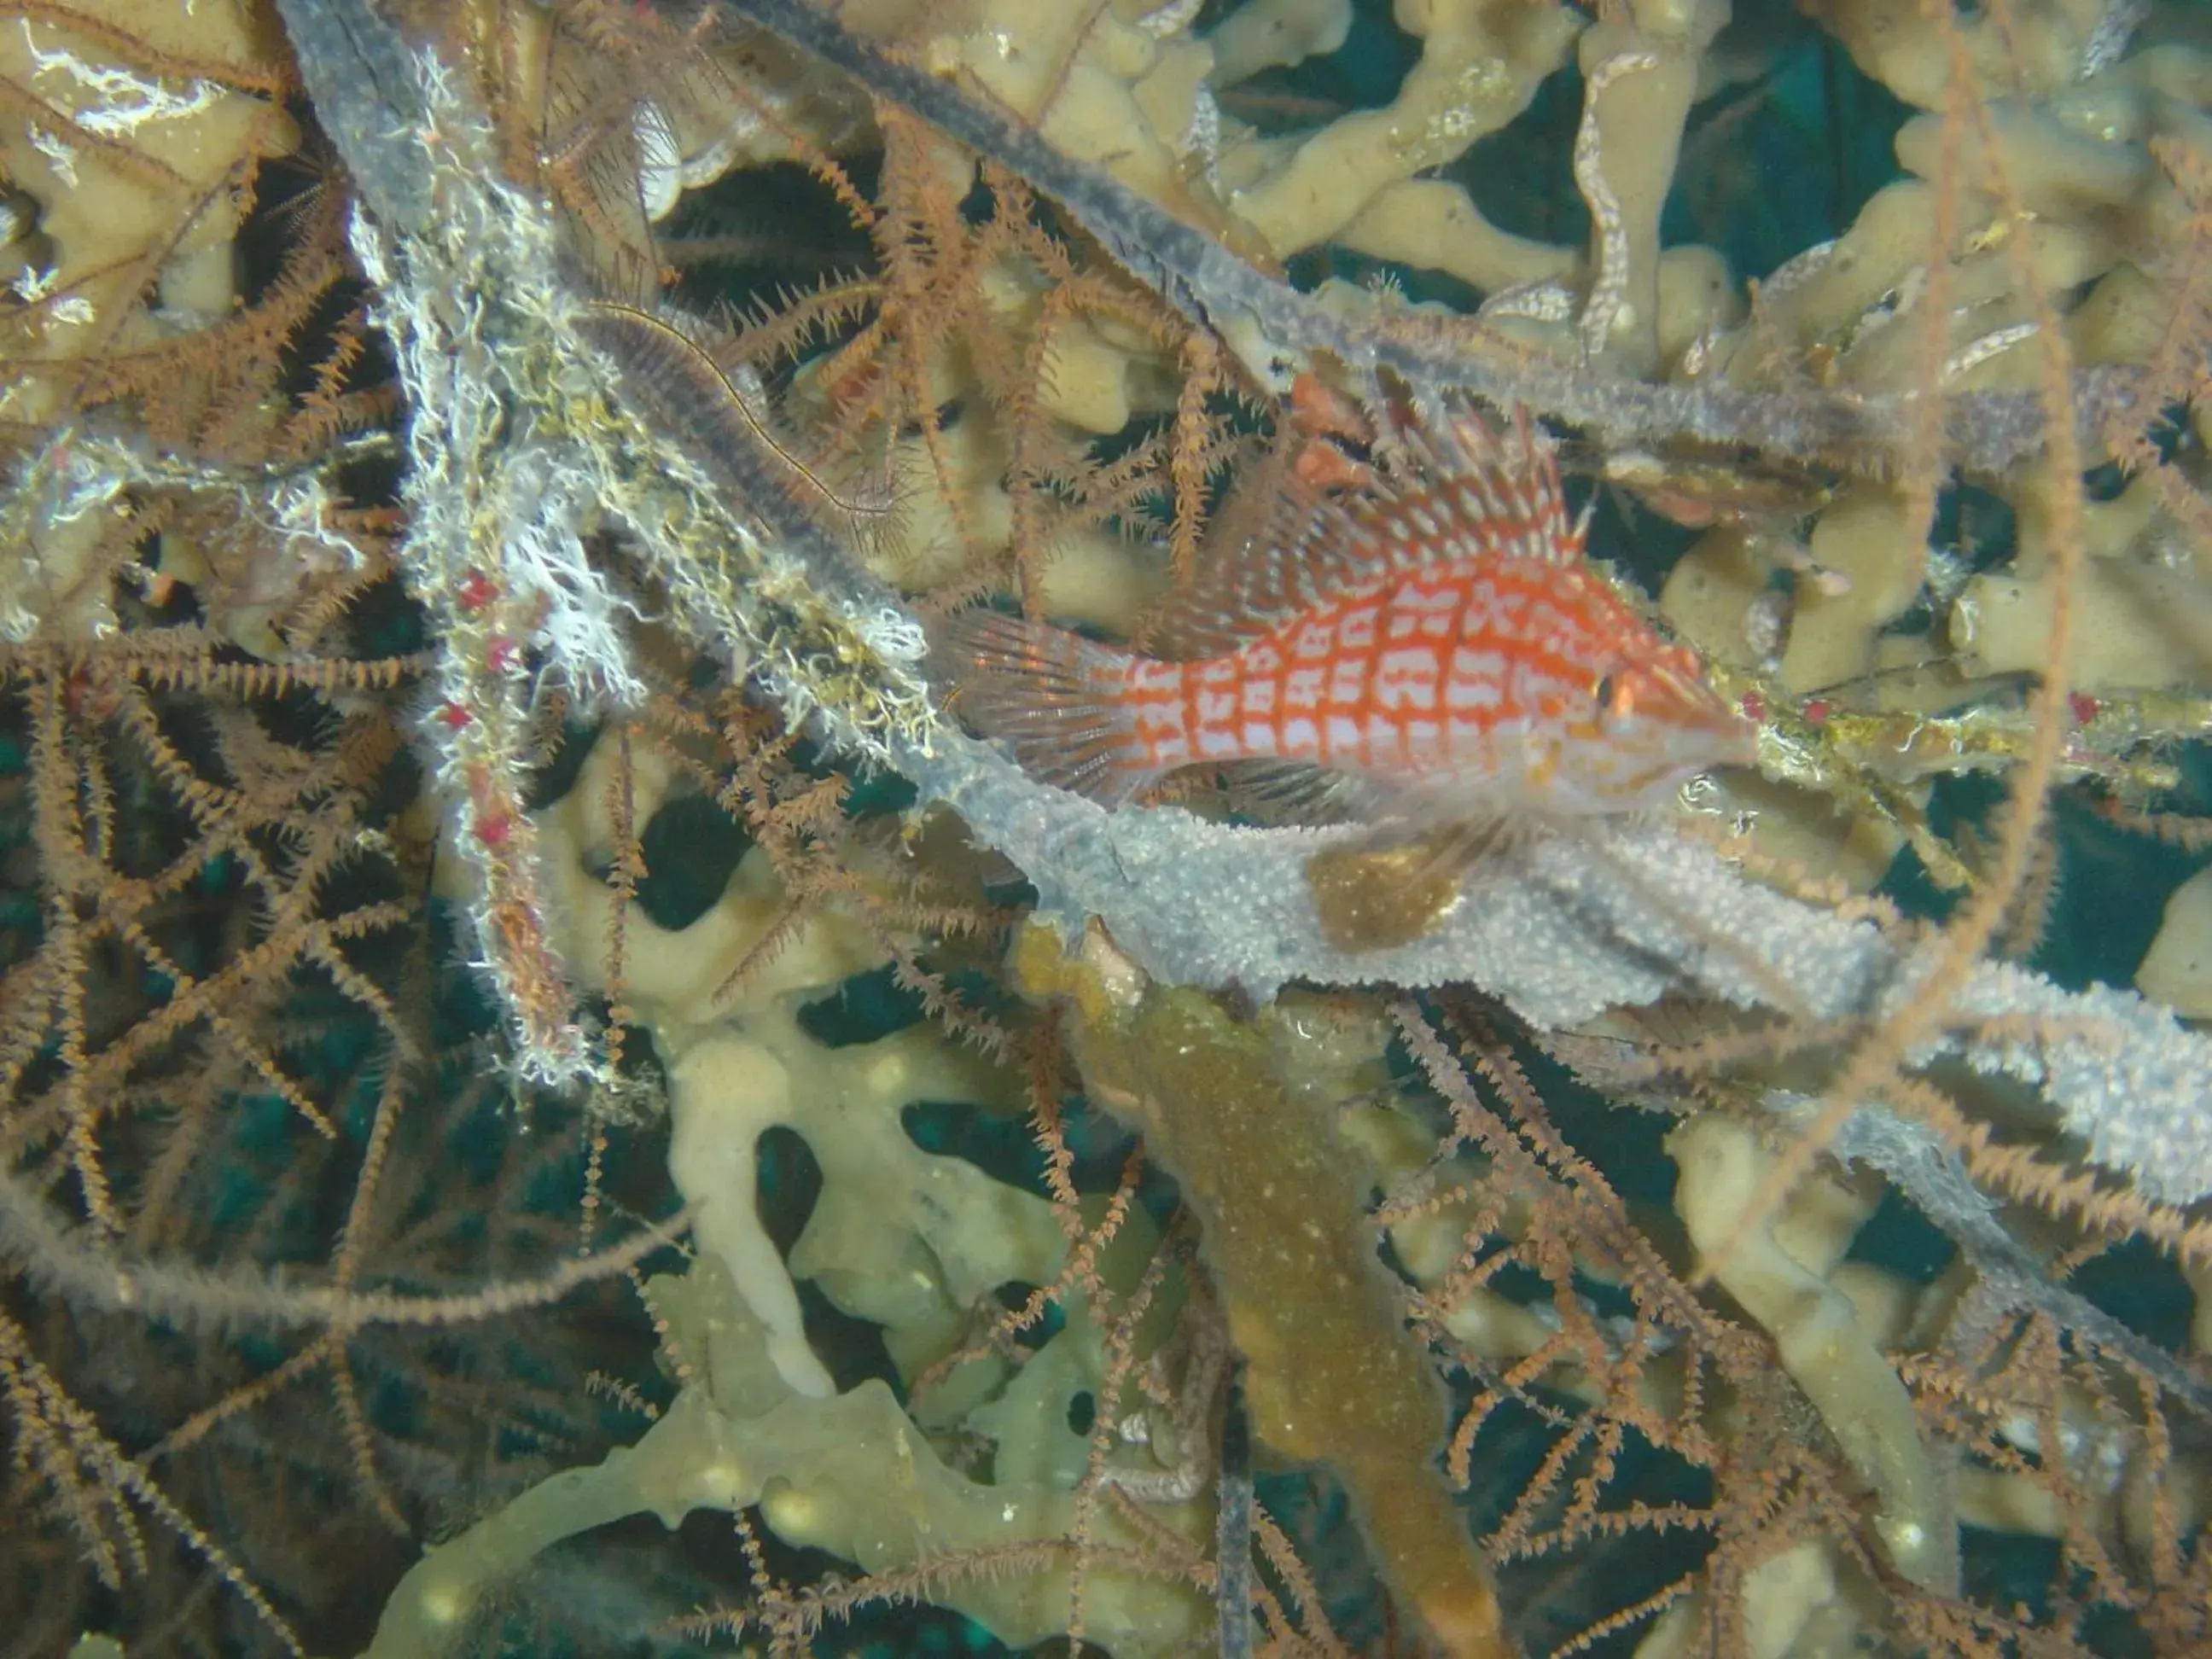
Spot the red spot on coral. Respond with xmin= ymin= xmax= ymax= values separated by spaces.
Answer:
xmin=456 ymin=569 xmax=496 ymax=611
xmin=2069 ymin=691 xmax=2099 ymax=727
xmin=434 ymin=701 xmax=472 ymax=730
xmin=1739 ymin=691 xmax=1767 ymax=724
xmin=486 ymin=637 xmax=519 ymax=674
xmin=474 ymin=810 xmax=513 ymax=847
xmin=1802 ymin=699 xmax=1830 ymax=726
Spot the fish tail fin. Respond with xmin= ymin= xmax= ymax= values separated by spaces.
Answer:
xmin=928 ymin=609 xmax=1161 ymax=805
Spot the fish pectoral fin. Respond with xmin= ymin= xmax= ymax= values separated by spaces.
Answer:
xmin=1301 ymin=812 xmax=1524 ymax=952
xmin=1354 ymin=812 xmax=1530 ymax=878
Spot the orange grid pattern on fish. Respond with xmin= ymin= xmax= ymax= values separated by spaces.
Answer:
xmin=934 ymin=403 xmax=1755 ymax=830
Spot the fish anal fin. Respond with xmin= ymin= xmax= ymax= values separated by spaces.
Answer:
xmin=1219 ymin=760 xmax=1378 ymax=827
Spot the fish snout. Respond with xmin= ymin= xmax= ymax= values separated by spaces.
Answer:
xmin=1633 ymin=661 xmax=1759 ymax=770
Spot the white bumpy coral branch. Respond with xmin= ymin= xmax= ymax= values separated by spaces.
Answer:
xmin=272 ymin=0 xmax=932 ymax=1087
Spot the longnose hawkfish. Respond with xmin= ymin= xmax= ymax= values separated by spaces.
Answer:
xmin=932 ymin=400 xmax=1755 ymax=855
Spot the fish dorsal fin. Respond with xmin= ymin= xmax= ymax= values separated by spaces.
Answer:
xmin=1139 ymin=465 xmax=1335 ymax=658
xmin=1142 ymin=405 xmax=1585 ymax=660
xmin=1359 ymin=406 xmax=1586 ymax=569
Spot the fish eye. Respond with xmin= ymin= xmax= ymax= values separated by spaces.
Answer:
xmin=1592 ymin=673 xmax=1617 ymax=714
